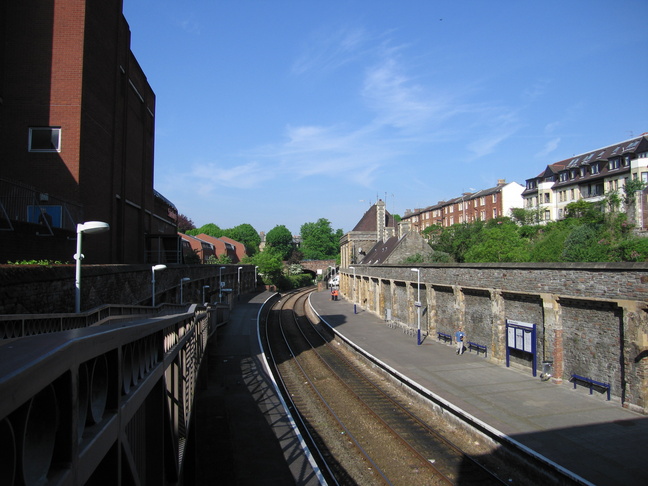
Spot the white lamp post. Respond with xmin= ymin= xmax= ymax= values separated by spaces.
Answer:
xmin=179 ymin=277 xmax=190 ymax=304
xmin=151 ymin=264 xmax=167 ymax=307
xmin=219 ymin=266 xmax=226 ymax=302
xmin=254 ymin=266 xmax=259 ymax=289
xmin=237 ymin=266 xmax=243 ymax=297
xmin=202 ymin=285 xmax=210 ymax=304
xmin=74 ymin=221 xmax=110 ymax=313
xmin=411 ymin=268 xmax=421 ymax=345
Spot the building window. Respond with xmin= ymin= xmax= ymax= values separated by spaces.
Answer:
xmin=570 ymin=170 xmax=577 ymax=179
xmin=609 ymin=158 xmax=620 ymax=170
xmin=28 ymin=127 xmax=61 ymax=152
xmin=492 ymin=193 xmax=497 ymax=203
xmin=544 ymin=193 xmax=550 ymax=203
xmin=544 ymin=210 xmax=550 ymax=221
xmin=580 ymin=167 xmax=586 ymax=177
xmin=591 ymin=163 xmax=599 ymax=174
xmin=492 ymin=208 xmax=497 ymax=218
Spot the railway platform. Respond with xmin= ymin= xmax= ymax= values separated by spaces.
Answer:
xmin=308 ymin=289 xmax=648 ymax=486
xmin=193 ymin=291 xmax=321 ymax=485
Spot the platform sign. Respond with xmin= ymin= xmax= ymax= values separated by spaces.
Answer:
xmin=506 ymin=319 xmax=537 ymax=377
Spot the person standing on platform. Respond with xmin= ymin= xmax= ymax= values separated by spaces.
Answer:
xmin=455 ymin=328 xmax=465 ymax=355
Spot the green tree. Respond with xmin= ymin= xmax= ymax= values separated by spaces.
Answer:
xmin=187 ymin=223 xmax=223 ymax=237
xmin=265 ymin=225 xmax=294 ymax=260
xmin=464 ymin=222 xmax=530 ymax=262
xmin=207 ymin=254 xmax=232 ymax=265
xmin=225 ymin=223 xmax=261 ymax=256
xmin=300 ymin=218 xmax=341 ymax=260
xmin=431 ymin=220 xmax=485 ymax=262
xmin=246 ymin=248 xmax=284 ymax=284
xmin=561 ymin=224 xmax=609 ymax=262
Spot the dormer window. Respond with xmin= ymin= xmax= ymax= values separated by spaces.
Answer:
xmin=609 ymin=158 xmax=620 ymax=170
xmin=591 ymin=163 xmax=599 ymax=174
xmin=580 ymin=167 xmax=587 ymax=177
xmin=559 ymin=172 xmax=568 ymax=182
xmin=570 ymin=170 xmax=577 ymax=179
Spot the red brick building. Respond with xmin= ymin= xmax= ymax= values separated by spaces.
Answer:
xmin=0 ymin=0 xmax=178 ymax=264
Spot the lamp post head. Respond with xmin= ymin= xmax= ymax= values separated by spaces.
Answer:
xmin=77 ymin=221 xmax=110 ymax=234
xmin=410 ymin=268 xmax=419 ymax=273
xmin=152 ymin=264 xmax=167 ymax=272
xmin=181 ymin=277 xmax=190 ymax=282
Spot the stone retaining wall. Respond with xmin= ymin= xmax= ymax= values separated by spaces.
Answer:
xmin=0 ymin=264 xmax=256 ymax=314
xmin=340 ymin=263 xmax=648 ymax=413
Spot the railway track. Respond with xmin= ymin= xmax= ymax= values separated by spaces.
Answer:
xmin=261 ymin=288 xmax=507 ymax=485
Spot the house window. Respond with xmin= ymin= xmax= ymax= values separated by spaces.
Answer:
xmin=29 ymin=127 xmax=61 ymax=152
xmin=544 ymin=210 xmax=550 ymax=221
xmin=544 ymin=193 xmax=550 ymax=203
xmin=480 ymin=197 xmax=485 ymax=206
xmin=580 ymin=167 xmax=586 ymax=177
xmin=492 ymin=194 xmax=497 ymax=203
xmin=492 ymin=208 xmax=497 ymax=218
xmin=570 ymin=188 xmax=575 ymax=200
xmin=609 ymin=159 xmax=620 ymax=170
xmin=570 ymin=170 xmax=577 ymax=179
xmin=559 ymin=172 xmax=567 ymax=182
xmin=591 ymin=163 xmax=599 ymax=174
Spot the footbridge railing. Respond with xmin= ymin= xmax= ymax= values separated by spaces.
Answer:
xmin=0 ymin=304 xmax=214 ymax=485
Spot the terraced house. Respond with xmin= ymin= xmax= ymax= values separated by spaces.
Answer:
xmin=522 ymin=134 xmax=648 ymax=227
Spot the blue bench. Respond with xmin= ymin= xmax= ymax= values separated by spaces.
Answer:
xmin=571 ymin=374 xmax=611 ymax=401
xmin=467 ymin=341 xmax=487 ymax=357
xmin=437 ymin=332 xmax=452 ymax=343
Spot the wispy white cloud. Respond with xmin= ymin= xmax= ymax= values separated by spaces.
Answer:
xmin=190 ymin=161 xmax=272 ymax=192
xmin=535 ymin=137 xmax=561 ymax=159
xmin=291 ymin=26 xmax=373 ymax=75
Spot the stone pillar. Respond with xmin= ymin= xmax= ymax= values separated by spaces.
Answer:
xmin=541 ymin=294 xmax=563 ymax=383
xmin=490 ymin=290 xmax=506 ymax=362
xmin=619 ymin=301 xmax=648 ymax=413
xmin=453 ymin=285 xmax=465 ymax=331
xmin=426 ymin=284 xmax=436 ymax=336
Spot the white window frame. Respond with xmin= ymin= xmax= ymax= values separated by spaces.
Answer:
xmin=29 ymin=127 xmax=61 ymax=152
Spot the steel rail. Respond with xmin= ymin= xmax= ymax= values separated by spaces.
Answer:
xmin=296 ymin=304 xmax=506 ymax=485
xmin=268 ymin=289 xmax=391 ymax=485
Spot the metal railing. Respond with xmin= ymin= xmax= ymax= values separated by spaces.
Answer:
xmin=0 ymin=304 xmax=213 ymax=484
xmin=0 ymin=303 xmax=189 ymax=340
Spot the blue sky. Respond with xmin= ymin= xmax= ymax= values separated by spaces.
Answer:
xmin=123 ymin=0 xmax=648 ymax=235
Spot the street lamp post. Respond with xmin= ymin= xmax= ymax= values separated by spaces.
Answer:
xmin=237 ymin=266 xmax=243 ymax=298
xmin=151 ymin=264 xmax=167 ymax=307
xmin=74 ymin=221 xmax=110 ymax=313
xmin=254 ymin=266 xmax=259 ymax=290
xmin=219 ymin=266 xmax=226 ymax=302
xmin=411 ymin=268 xmax=421 ymax=345
xmin=179 ymin=277 xmax=190 ymax=304
xmin=202 ymin=285 xmax=210 ymax=304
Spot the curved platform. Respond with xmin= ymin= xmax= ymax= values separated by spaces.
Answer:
xmin=308 ymin=289 xmax=648 ymax=486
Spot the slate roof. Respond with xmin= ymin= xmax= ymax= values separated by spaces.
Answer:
xmin=352 ymin=201 xmax=395 ymax=232
xmin=359 ymin=236 xmax=401 ymax=264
